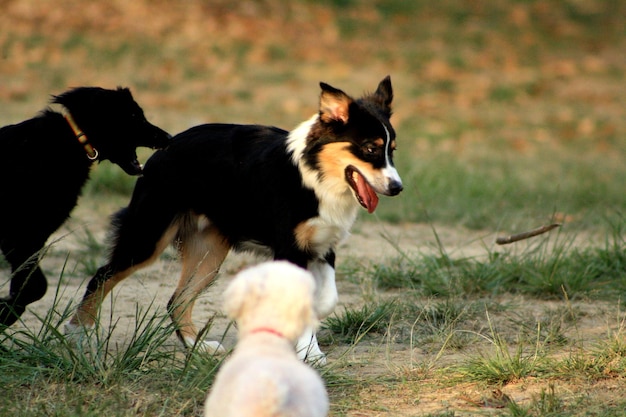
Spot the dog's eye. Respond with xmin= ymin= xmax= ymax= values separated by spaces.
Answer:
xmin=364 ymin=144 xmax=382 ymax=157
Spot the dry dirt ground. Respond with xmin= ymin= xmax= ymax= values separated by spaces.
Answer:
xmin=2 ymin=196 xmax=622 ymax=416
xmin=7 ymin=195 xmax=505 ymax=343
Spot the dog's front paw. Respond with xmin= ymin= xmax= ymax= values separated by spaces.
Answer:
xmin=297 ymin=346 xmax=327 ymax=366
xmin=296 ymin=327 xmax=327 ymax=366
xmin=184 ymin=337 xmax=226 ymax=355
xmin=302 ymin=351 xmax=327 ymax=366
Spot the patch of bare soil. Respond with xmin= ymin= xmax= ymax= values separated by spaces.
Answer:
xmin=2 ymin=197 xmax=622 ymax=416
xmin=5 ymin=195 xmax=495 ymax=338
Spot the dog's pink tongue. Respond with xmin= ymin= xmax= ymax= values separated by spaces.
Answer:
xmin=356 ymin=174 xmax=379 ymax=213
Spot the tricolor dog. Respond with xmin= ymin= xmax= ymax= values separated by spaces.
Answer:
xmin=66 ymin=76 xmax=402 ymax=363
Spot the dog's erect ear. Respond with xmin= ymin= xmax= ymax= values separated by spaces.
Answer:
xmin=372 ymin=75 xmax=393 ymax=115
xmin=319 ymin=82 xmax=352 ymax=125
xmin=116 ymin=86 xmax=134 ymax=100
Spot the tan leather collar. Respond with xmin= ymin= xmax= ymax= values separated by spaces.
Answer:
xmin=63 ymin=112 xmax=98 ymax=160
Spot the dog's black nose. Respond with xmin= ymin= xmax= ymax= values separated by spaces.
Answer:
xmin=388 ymin=180 xmax=403 ymax=196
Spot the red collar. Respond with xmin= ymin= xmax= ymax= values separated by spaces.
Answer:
xmin=249 ymin=327 xmax=285 ymax=338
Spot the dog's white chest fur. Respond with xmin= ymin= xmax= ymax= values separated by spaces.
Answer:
xmin=287 ymin=115 xmax=360 ymax=257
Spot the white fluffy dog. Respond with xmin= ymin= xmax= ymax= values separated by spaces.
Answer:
xmin=204 ymin=261 xmax=329 ymax=417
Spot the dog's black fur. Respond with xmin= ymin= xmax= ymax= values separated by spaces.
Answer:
xmin=67 ymin=77 xmax=403 ymax=359
xmin=0 ymin=87 xmax=171 ymax=327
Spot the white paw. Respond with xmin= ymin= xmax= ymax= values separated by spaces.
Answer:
xmin=63 ymin=321 xmax=97 ymax=349
xmin=297 ymin=348 xmax=327 ymax=366
xmin=184 ymin=337 xmax=226 ymax=354
xmin=296 ymin=328 xmax=327 ymax=366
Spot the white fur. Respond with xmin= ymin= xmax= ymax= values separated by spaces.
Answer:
xmin=295 ymin=327 xmax=326 ymax=366
xmin=380 ymin=123 xmax=403 ymax=192
xmin=184 ymin=337 xmax=226 ymax=354
xmin=294 ymin=259 xmax=337 ymax=365
xmin=307 ymin=259 xmax=338 ymax=318
xmin=287 ymin=115 xmax=359 ymax=230
xmin=286 ymin=114 xmax=317 ymax=168
xmin=287 ymin=115 xmax=359 ymax=256
xmin=205 ymin=261 xmax=328 ymax=417
xmin=63 ymin=320 xmax=95 ymax=349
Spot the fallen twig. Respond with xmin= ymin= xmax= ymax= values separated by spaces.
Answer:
xmin=496 ymin=223 xmax=561 ymax=245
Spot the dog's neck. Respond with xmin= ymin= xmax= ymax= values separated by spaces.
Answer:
xmin=249 ymin=327 xmax=285 ymax=339
xmin=50 ymin=103 xmax=99 ymax=161
xmin=286 ymin=114 xmax=360 ymax=234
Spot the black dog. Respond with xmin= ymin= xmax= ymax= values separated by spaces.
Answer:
xmin=0 ymin=87 xmax=171 ymax=327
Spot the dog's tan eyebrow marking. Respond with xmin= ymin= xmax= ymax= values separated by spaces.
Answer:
xmin=373 ymin=138 xmax=384 ymax=147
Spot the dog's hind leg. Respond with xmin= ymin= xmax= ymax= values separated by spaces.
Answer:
xmin=168 ymin=216 xmax=230 ymax=353
xmin=66 ymin=217 xmax=179 ymax=333
xmin=296 ymin=253 xmax=338 ymax=365
xmin=0 ymin=241 xmax=48 ymax=327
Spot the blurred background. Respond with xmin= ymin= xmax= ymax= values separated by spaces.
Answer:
xmin=1 ymin=0 xmax=625 ymax=232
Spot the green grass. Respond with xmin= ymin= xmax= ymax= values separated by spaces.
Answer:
xmin=319 ymin=219 xmax=626 ymax=414
xmin=83 ymin=162 xmax=140 ymax=196
xmin=72 ymin=228 xmax=107 ymax=276
xmin=505 ymin=384 xmax=565 ymax=416
xmin=455 ymin=307 xmax=547 ymax=385
xmin=2 ymin=219 xmax=625 ymax=415
xmin=322 ymin=301 xmax=396 ymax=344
xmin=374 ymin=149 xmax=626 ymax=231
xmin=508 ymin=306 xmax=572 ymax=348
xmin=356 ymin=219 xmax=626 ymax=301
xmin=1 ymin=282 xmax=222 ymax=416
